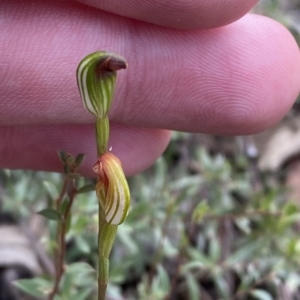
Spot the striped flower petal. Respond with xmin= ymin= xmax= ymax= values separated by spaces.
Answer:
xmin=93 ymin=152 xmax=130 ymax=225
xmin=76 ymin=51 xmax=127 ymax=118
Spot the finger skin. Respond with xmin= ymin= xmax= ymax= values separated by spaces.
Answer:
xmin=1 ymin=1 xmax=299 ymax=136
xmin=76 ymin=0 xmax=258 ymax=29
xmin=0 ymin=124 xmax=171 ymax=177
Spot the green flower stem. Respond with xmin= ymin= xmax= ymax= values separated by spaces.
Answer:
xmin=96 ymin=121 xmax=114 ymax=299
xmin=98 ymin=209 xmax=118 ymax=300
xmin=95 ymin=116 xmax=109 ymax=156
xmin=95 ymin=114 xmax=111 ymax=299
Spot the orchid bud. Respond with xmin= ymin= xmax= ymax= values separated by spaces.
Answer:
xmin=76 ymin=51 xmax=127 ymax=119
xmin=93 ymin=152 xmax=130 ymax=225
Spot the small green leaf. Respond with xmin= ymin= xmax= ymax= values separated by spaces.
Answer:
xmin=37 ymin=208 xmax=62 ymax=221
xmin=43 ymin=180 xmax=59 ymax=201
xmin=59 ymin=198 xmax=69 ymax=214
xmin=13 ymin=278 xmax=52 ymax=298
xmin=77 ymin=183 xmax=95 ymax=194
xmin=250 ymin=289 xmax=273 ymax=300
xmin=73 ymin=288 xmax=94 ymax=300
xmin=235 ymin=217 xmax=251 ymax=235
xmin=117 ymin=224 xmax=138 ymax=254
xmin=60 ymin=271 xmax=72 ymax=299
xmin=75 ymin=153 xmax=85 ymax=168
xmin=151 ymin=264 xmax=170 ymax=298
xmin=75 ymin=235 xmax=91 ymax=254
xmin=214 ymin=276 xmax=230 ymax=300
xmin=185 ymin=247 xmax=214 ymax=268
xmin=57 ymin=150 xmax=68 ymax=164
xmin=283 ymin=202 xmax=298 ymax=216
xmin=185 ymin=272 xmax=200 ymax=300
xmin=66 ymin=262 xmax=95 ymax=275
xmin=192 ymin=200 xmax=209 ymax=223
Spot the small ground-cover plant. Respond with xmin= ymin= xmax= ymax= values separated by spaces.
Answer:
xmin=2 ymin=135 xmax=300 ymax=299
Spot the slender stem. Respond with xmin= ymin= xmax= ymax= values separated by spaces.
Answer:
xmin=98 ymin=207 xmax=107 ymax=300
xmin=97 ymin=206 xmax=118 ymax=300
xmin=95 ymin=117 xmax=109 ymax=155
xmin=48 ymin=179 xmax=76 ymax=300
xmin=55 ymin=179 xmax=68 ymax=209
xmin=52 ymin=178 xmax=68 ymax=289
xmin=95 ymin=114 xmax=112 ymax=299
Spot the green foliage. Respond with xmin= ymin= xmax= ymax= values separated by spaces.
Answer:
xmin=77 ymin=184 xmax=95 ymax=194
xmin=37 ymin=208 xmax=62 ymax=221
xmin=13 ymin=263 xmax=96 ymax=300
xmin=3 ymin=131 xmax=300 ymax=299
xmin=13 ymin=278 xmax=52 ymax=298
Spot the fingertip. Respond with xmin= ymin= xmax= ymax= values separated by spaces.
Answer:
xmin=176 ymin=15 xmax=300 ymax=135
xmin=230 ymin=16 xmax=300 ymax=134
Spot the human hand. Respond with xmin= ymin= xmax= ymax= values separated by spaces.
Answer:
xmin=1 ymin=0 xmax=299 ymax=177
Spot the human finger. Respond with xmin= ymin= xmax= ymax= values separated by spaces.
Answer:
xmin=0 ymin=124 xmax=171 ymax=177
xmin=1 ymin=1 xmax=300 ymax=135
xmin=75 ymin=0 xmax=258 ymax=29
